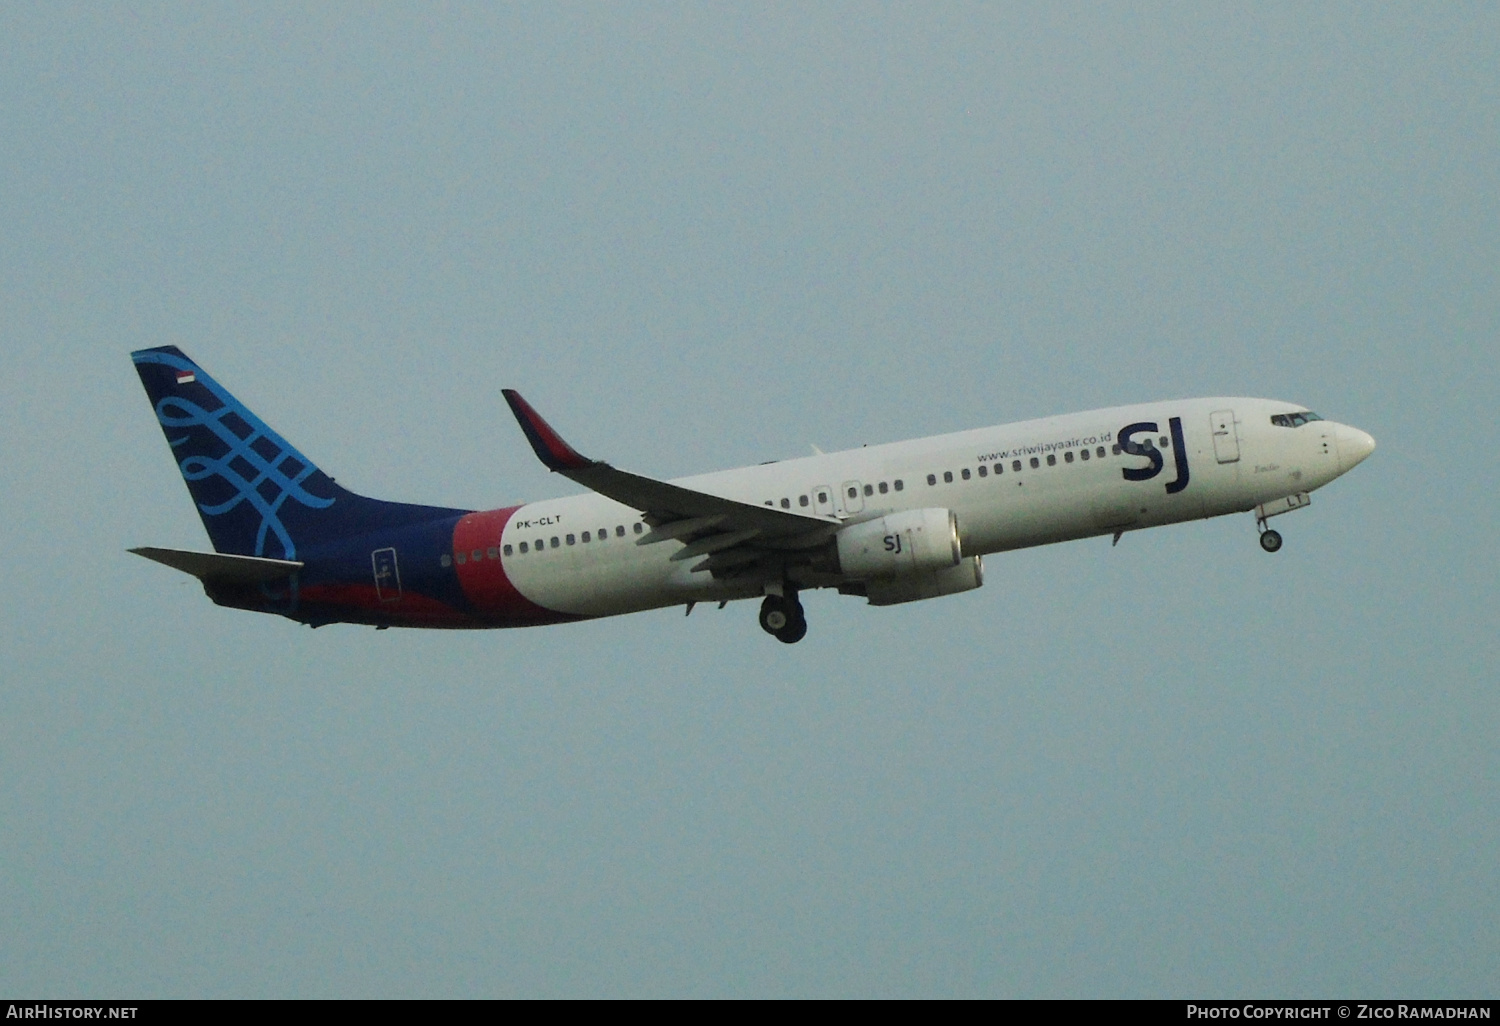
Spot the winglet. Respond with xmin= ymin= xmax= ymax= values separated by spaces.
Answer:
xmin=502 ymin=389 xmax=596 ymax=472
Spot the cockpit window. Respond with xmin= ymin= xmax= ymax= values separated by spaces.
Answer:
xmin=1270 ymin=411 xmax=1324 ymax=428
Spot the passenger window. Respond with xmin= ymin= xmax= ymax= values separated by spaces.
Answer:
xmin=893 ymin=479 xmax=903 ymax=491
xmin=1064 ymin=451 xmax=1074 ymax=463
xmin=472 ymin=550 xmax=482 ymax=561
xmin=993 ymin=463 xmax=1002 ymax=475
xmin=799 ymin=495 xmax=809 ymax=507
xmin=550 ymin=537 xmax=559 ymax=549
xmin=927 ymin=474 xmax=937 ymax=486
xmin=581 ymin=531 xmax=590 ymax=543
xmin=1080 ymin=449 xmax=1090 ymax=461
xmin=1097 ymin=446 xmax=1106 ymax=458
xmin=566 ymin=534 xmax=576 ymax=545
xmin=764 ymin=500 xmax=772 ymax=506
xmin=518 ymin=543 xmax=528 ymax=554
xmin=488 ymin=547 xmax=498 ymax=558
xmin=1047 ymin=454 xmax=1057 ymax=466
xmin=961 ymin=468 xmax=971 ymax=481
xmin=863 ymin=484 xmax=873 ymax=496
xmin=818 ymin=491 xmax=828 ymax=503
xmin=780 ymin=498 xmax=790 ymax=508
xmin=633 ymin=523 xmax=643 ymax=535
xmin=456 ymin=552 xmax=466 ymax=565
xmin=536 ymin=538 xmax=544 ymax=551
xmin=440 ymin=554 xmax=452 ymax=566
xmin=878 ymin=481 xmax=888 ymax=494
xmin=847 ymin=486 xmax=858 ymax=499
xmin=599 ymin=528 xmax=608 ymax=539
xmin=943 ymin=471 xmax=953 ymax=483
xmin=1012 ymin=460 xmax=1022 ymax=473
xmin=1030 ymin=457 xmax=1040 ymax=469
xmin=503 ymin=544 xmax=513 ymax=556
xmin=977 ymin=465 xmax=987 ymax=477
xmin=1159 ymin=436 xmax=1169 ymax=448
xmin=1112 ymin=445 xmax=1121 ymax=455
xmin=616 ymin=525 xmax=625 ymax=537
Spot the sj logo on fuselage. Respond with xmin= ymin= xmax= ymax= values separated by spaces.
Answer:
xmin=1119 ymin=416 xmax=1190 ymax=494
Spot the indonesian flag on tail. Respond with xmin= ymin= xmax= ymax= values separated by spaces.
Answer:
xmin=176 ymin=370 xmax=196 ymax=385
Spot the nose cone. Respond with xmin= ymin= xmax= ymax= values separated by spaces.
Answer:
xmin=1335 ymin=424 xmax=1376 ymax=472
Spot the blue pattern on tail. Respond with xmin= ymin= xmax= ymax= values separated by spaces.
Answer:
xmin=132 ymin=346 xmax=468 ymax=559
xmin=135 ymin=348 xmax=333 ymax=559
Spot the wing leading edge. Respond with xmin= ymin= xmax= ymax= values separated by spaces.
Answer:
xmin=501 ymin=390 xmax=838 ymax=575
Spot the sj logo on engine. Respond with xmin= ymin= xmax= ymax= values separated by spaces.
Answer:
xmin=883 ymin=534 xmax=904 ymax=554
xmin=1118 ymin=416 xmax=1190 ymax=494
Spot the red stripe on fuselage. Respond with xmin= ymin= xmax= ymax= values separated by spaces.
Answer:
xmin=452 ymin=506 xmax=581 ymax=626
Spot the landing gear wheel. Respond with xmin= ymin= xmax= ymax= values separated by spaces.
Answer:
xmin=1259 ymin=529 xmax=1283 ymax=553
xmin=759 ymin=594 xmax=808 ymax=643
xmin=776 ymin=613 xmax=808 ymax=645
xmin=759 ymin=596 xmax=790 ymax=634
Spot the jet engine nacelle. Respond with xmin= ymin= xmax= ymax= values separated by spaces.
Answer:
xmin=835 ymin=507 xmax=961 ymax=579
xmin=865 ymin=555 xmax=984 ymax=606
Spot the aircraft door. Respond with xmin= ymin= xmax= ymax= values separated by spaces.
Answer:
xmin=1210 ymin=410 xmax=1240 ymax=464
xmin=372 ymin=547 xmax=402 ymax=602
xmin=814 ymin=485 xmax=835 ymax=518
xmin=841 ymin=480 xmax=864 ymax=515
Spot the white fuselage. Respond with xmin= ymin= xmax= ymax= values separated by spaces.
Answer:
xmin=496 ymin=397 xmax=1373 ymax=617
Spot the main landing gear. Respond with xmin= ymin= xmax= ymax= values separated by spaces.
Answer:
xmin=759 ymin=593 xmax=808 ymax=644
xmin=1259 ymin=528 xmax=1283 ymax=553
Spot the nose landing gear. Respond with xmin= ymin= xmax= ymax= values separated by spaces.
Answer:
xmin=759 ymin=593 xmax=808 ymax=644
xmin=1254 ymin=492 xmax=1310 ymax=553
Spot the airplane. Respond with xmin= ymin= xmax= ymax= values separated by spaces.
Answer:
xmin=129 ymin=346 xmax=1375 ymax=643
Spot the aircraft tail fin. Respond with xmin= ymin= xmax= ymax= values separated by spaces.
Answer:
xmin=132 ymin=346 xmax=463 ymax=558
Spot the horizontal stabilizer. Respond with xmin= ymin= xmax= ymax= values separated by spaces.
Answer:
xmin=129 ymin=547 xmax=304 ymax=583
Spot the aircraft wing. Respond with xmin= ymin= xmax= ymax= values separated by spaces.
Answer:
xmin=503 ymin=390 xmax=839 ymax=574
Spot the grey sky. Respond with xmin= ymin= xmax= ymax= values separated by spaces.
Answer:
xmin=1 ymin=2 xmax=1495 ymax=997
